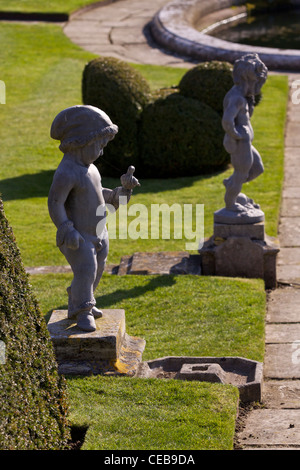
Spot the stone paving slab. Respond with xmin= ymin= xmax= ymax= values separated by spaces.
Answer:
xmin=278 ymin=217 xmax=300 ymax=246
xmin=283 ymin=187 xmax=300 ymax=199
xmin=264 ymin=344 xmax=300 ymax=379
xmin=267 ymin=287 xmax=300 ymax=323
xmin=280 ymin=199 xmax=300 ymax=217
xmin=277 ymin=265 xmax=300 ymax=284
xmin=63 ymin=0 xmax=197 ymax=67
xmin=265 ymin=323 xmax=300 ymax=343
xmin=263 ymin=380 xmax=300 ymax=409
xmin=237 ymin=409 xmax=300 ymax=448
xmin=277 ymin=247 xmax=300 ymax=265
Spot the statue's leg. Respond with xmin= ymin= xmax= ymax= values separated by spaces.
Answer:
xmin=246 ymin=146 xmax=264 ymax=182
xmin=60 ymin=240 xmax=97 ymax=331
xmin=91 ymin=230 xmax=109 ymax=318
xmin=224 ymin=140 xmax=253 ymax=210
xmin=224 ymin=170 xmax=248 ymax=210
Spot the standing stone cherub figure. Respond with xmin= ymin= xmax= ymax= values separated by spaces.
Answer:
xmin=48 ymin=105 xmax=140 ymax=332
xmin=215 ymin=54 xmax=268 ymax=224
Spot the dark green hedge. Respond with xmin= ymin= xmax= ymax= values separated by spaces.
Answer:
xmin=178 ymin=61 xmax=233 ymax=115
xmin=82 ymin=58 xmax=234 ymax=178
xmin=82 ymin=56 xmax=152 ymax=176
xmin=0 ymin=198 xmax=70 ymax=450
xmin=139 ymin=93 xmax=228 ymax=178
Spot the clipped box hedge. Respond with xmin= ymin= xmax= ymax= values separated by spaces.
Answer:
xmin=0 ymin=197 xmax=70 ymax=450
xmin=82 ymin=58 xmax=232 ymax=178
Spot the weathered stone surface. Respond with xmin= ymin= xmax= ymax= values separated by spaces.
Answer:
xmin=214 ymin=222 xmax=265 ymax=241
xmin=264 ymin=344 xmax=300 ymax=379
xmin=135 ymin=356 xmax=263 ymax=403
xmin=265 ymin=323 xmax=300 ymax=344
xmin=214 ymin=207 xmax=265 ymax=225
xmin=237 ymin=409 xmax=300 ymax=448
xmin=263 ymin=380 xmax=300 ymax=409
xmin=267 ymin=287 xmax=300 ymax=323
xmin=200 ymin=233 xmax=279 ymax=289
xmin=215 ymin=237 xmax=265 ymax=279
xmin=47 ymin=309 xmax=146 ymax=375
xmin=48 ymin=309 xmax=126 ymax=361
xmin=117 ymin=251 xmax=201 ymax=275
xmin=177 ymin=363 xmax=227 ymax=383
xmin=278 ymin=217 xmax=300 ymax=247
xmin=150 ymin=0 xmax=300 ymax=71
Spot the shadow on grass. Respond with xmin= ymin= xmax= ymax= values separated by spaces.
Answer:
xmin=0 ymin=169 xmax=55 ymax=201
xmin=0 ymin=167 xmax=227 ymax=200
xmin=46 ymin=275 xmax=176 ymax=320
xmin=95 ymin=275 xmax=176 ymax=308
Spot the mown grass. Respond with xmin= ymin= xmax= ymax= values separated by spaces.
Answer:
xmin=0 ymin=0 xmax=102 ymax=14
xmin=66 ymin=376 xmax=239 ymax=450
xmin=0 ymin=18 xmax=287 ymax=450
xmin=0 ymin=22 xmax=288 ymax=267
xmin=30 ymin=273 xmax=266 ymax=362
xmin=30 ymin=272 xmax=264 ymax=450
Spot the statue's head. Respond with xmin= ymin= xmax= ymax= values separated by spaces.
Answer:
xmin=233 ymin=54 xmax=268 ymax=96
xmin=50 ymin=105 xmax=118 ymax=153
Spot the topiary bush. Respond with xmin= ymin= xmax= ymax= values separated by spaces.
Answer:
xmin=138 ymin=93 xmax=229 ymax=178
xmin=82 ymin=57 xmax=152 ymax=176
xmin=0 ymin=197 xmax=70 ymax=450
xmin=178 ymin=61 xmax=233 ymax=115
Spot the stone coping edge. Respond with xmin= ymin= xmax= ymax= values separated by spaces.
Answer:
xmin=150 ymin=0 xmax=300 ymax=71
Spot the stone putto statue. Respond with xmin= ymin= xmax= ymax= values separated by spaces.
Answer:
xmin=215 ymin=53 xmax=268 ymax=224
xmin=48 ymin=105 xmax=139 ymax=332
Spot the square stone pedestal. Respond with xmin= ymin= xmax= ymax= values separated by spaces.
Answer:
xmin=47 ymin=309 xmax=146 ymax=376
xmin=199 ymin=221 xmax=279 ymax=289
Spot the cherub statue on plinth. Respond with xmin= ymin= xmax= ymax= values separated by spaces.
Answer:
xmin=48 ymin=105 xmax=140 ymax=332
xmin=214 ymin=53 xmax=268 ymax=224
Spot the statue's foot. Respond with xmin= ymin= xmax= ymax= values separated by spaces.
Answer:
xmin=236 ymin=193 xmax=260 ymax=209
xmin=77 ymin=311 xmax=96 ymax=332
xmin=92 ymin=306 xmax=103 ymax=318
xmin=227 ymin=202 xmax=247 ymax=213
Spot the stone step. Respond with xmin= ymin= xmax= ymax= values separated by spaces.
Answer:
xmin=47 ymin=309 xmax=145 ymax=375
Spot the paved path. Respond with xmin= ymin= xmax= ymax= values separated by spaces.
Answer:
xmin=236 ymin=76 xmax=300 ymax=449
xmin=64 ymin=0 xmax=196 ymax=67
xmin=27 ymin=0 xmax=300 ymax=449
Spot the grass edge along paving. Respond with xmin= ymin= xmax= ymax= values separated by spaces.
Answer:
xmin=30 ymin=272 xmax=265 ymax=450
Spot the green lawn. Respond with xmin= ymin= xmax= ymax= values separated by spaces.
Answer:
xmin=0 ymin=18 xmax=288 ymax=450
xmin=0 ymin=20 xmax=288 ymax=267
xmin=67 ymin=376 xmax=239 ymax=450
xmin=30 ymin=272 xmax=263 ymax=450
xmin=30 ymin=273 xmax=266 ymax=362
xmin=0 ymin=0 xmax=102 ymax=14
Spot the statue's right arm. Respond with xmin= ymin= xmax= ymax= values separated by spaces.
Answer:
xmin=48 ymin=171 xmax=73 ymax=228
xmin=222 ymin=95 xmax=244 ymax=140
xmin=48 ymin=171 xmax=84 ymax=250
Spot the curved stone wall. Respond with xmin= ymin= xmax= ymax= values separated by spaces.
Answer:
xmin=150 ymin=0 xmax=300 ymax=70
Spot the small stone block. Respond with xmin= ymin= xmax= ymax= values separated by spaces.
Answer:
xmin=214 ymin=222 xmax=265 ymax=241
xmin=47 ymin=309 xmax=125 ymax=362
xmin=177 ymin=363 xmax=226 ymax=383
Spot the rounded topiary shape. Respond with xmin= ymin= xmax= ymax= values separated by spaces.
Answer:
xmin=82 ymin=57 xmax=152 ymax=175
xmin=178 ymin=61 xmax=233 ymax=115
xmin=139 ymin=93 xmax=229 ymax=178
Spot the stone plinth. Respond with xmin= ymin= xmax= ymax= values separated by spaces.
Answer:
xmin=199 ymin=222 xmax=279 ymax=289
xmin=47 ymin=309 xmax=146 ymax=376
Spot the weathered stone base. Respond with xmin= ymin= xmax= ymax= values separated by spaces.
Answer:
xmin=199 ymin=222 xmax=279 ymax=289
xmin=135 ymin=356 xmax=263 ymax=403
xmin=47 ymin=309 xmax=146 ymax=376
